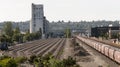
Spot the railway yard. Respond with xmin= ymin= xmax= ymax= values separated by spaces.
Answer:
xmin=0 ymin=37 xmax=120 ymax=67
xmin=2 ymin=38 xmax=66 ymax=58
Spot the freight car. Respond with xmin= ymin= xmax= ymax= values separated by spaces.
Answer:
xmin=76 ymin=36 xmax=120 ymax=64
xmin=0 ymin=42 xmax=8 ymax=50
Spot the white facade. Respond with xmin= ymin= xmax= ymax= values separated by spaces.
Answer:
xmin=30 ymin=3 xmax=44 ymax=34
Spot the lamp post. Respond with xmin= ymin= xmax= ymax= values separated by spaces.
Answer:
xmin=108 ymin=24 xmax=112 ymax=39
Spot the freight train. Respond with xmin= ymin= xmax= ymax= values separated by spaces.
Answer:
xmin=76 ymin=36 xmax=120 ymax=64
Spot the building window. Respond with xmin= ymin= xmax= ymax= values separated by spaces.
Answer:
xmin=34 ymin=24 xmax=36 ymax=27
xmin=34 ymin=18 xmax=35 ymax=20
xmin=34 ymin=14 xmax=36 ymax=17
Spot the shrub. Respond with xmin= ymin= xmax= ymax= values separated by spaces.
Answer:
xmin=6 ymin=59 xmax=18 ymax=67
xmin=15 ymin=57 xmax=27 ymax=63
xmin=62 ymin=56 xmax=76 ymax=66
xmin=29 ymin=55 xmax=37 ymax=64
xmin=0 ymin=55 xmax=10 ymax=60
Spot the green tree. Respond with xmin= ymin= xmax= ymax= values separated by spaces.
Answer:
xmin=3 ymin=22 xmax=13 ymax=43
xmin=12 ymin=34 xmax=20 ymax=42
xmin=12 ymin=27 xmax=21 ymax=43
xmin=35 ymin=31 xmax=42 ymax=39
xmin=14 ymin=27 xmax=20 ymax=34
xmin=3 ymin=22 xmax=13 ymax=37
xmin=65 ymin=28 xmax=71 ymax=38
xmin=23 ymin=31 xmax=31 ymax=42
xmin=0 ymin=35 xmax=6 ymax=42
xmin=112 ymin=33 xmax=119 ymax=39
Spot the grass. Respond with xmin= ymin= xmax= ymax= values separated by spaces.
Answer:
xmin=0 ymin=58 xmax=11 ymax=66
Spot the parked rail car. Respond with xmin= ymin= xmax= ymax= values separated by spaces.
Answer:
xmin=114 ymin=50 xmax=120 ymax=63
xmin=98 ymin=44 xmax=102 ymax=52
xmin=109 ymin=48 xmax=115 ymax=59
xmin=104 ymin=46 xmax=109 ymax=56
xmin=76 ymin=36 xmax=120 ymax=64
xmin=0 ymin=42 xmax=8 ymax=50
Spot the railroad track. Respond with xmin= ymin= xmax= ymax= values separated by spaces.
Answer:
xmin=42 ymin=39 xmax=63 ymax=56
xmin=7 ymin=39 xmax=49 ymax=57
xmin=53 ymin=38 xmax=66 ymax=59
xmin=76 ymin=36 xmax=120 ymax=64
xmin=17 ymin=39 xmax=53 ymax=57
xmin=35 ymin=38 xmax=61 ymax=55
xmin=3 ymin=38 xmax=66 ymax=58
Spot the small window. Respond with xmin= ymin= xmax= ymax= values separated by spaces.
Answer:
xmin=34 ymin=14 xmax=36 ymax=17
xmin=34 ymin=24 xmax=36 ymax=27
xmin=34 ymin=18 xmax=35 ymax=20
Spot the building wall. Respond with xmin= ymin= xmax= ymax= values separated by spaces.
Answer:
xmin=43 ymin=17 xmax=49 ymax=38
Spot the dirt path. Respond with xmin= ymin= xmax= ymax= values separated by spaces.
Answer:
xmin=60 ymin=38 xmax=74 ymax=59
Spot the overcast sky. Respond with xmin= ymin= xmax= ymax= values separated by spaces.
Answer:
xmin=0 ymin=0 xmax=120 ymax=22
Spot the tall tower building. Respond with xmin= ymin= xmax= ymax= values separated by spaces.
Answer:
xmin=30 ymin=3 xmax=44 ymax=34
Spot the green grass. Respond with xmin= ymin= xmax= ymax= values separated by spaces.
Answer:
xmin=0 ymin=58 xmax=11 ymax=67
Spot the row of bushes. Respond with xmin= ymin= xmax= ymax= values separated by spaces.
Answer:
xmin=0 ymin=54 xmax=79 ymax=67
xmin=28 ymin=54 xmax=79 ymax=67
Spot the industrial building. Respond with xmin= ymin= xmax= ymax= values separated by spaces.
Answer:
xmin=30 ymin=3 xmax=49 ymax=38
xmin=91 ymin=26 xmax=120 ymax=39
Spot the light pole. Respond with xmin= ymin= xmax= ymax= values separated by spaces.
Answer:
xmin=108 ymin=24 xmax=112 ymax=39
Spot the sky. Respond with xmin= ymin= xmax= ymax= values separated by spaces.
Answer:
xmin=0 ymin=0 xmax=120 ymax=22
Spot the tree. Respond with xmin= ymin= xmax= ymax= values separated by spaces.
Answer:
xmin=35 ymin=31 xmax=42 ymax=39
xmin=3 ymin=22 xmax=13 ymax=37
xmin=12 ymin=34 xmax=20 ymax=43
xmin=0 ymin=35 xmax=6 ymax=42
xmin=38 ymin=28 xmax=42 ymax=38
xmin=112 ymin=33 xmax=119 ymax=39
xmin=23 ymin=31 xmax=32 ymax=42
xmin=23 ymin=33 xmax=31 ymax=42
xmin=3 ymin=22 xmax=13 ymax=43
xmin=65 ymin=28 xmax=71 ymax=38
xmin=12 ymin=27 xmax=21 ymax=43
xmin=14 ymin=27 xmax=20 ymax=34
